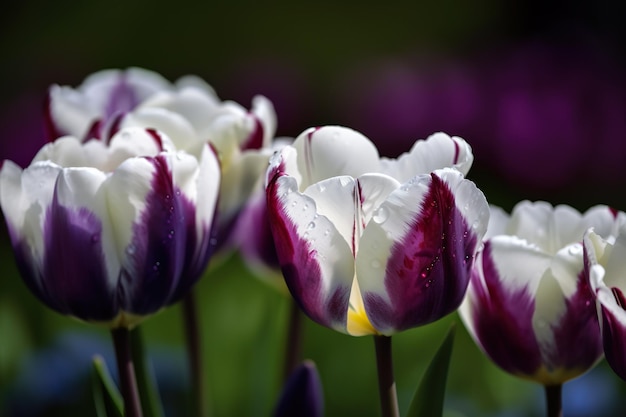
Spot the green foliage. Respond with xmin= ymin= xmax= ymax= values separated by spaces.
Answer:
xmin=406 ymin=323 xmax=456 ymax=417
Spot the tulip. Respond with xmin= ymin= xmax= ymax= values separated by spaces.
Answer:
xmin=266 ymin=125 xmax=487 ymax=336
xmin=1 ymin=127 xmax=220 ymax=417
xmin=266 ymin=125 xmax=488 ymax=416
xmin=460 ymin=201 xmax=621 ymax=416
xmin=584 ymin=224 xmax=626 ymax=381
xmin=0 ymin=127 xmax=220 ymax=326
xmin=273 ymin=360 xmax=324 ymax=417
xmin=45 ymin=67 xmax=172 ymax=141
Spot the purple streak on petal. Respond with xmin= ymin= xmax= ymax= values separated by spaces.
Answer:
xmin=102 ymin=113 xmax=125 ymax=142
xmin=240 ymin=115 xmax=264 ymax=151
xmin=609 ymin=207 xmax=619 ymax=219
xmin=548 ymin=270 xmax=602 ymax=372
xmin=15 ymin=194 xmax=118 ymax=321
xmin=452 ymin=139 xmax=460 ymax=164
xmin=267 ymin=176 xmax=349 ymax=328
xmin=168 ymin=195 xmax=217 ymax=304
xmin=43 ymin=92 xmax=65 ymax=142
xmin=83 ymin=119 xmax=104 ymax=141
xmin=468 ymin=242 xmax=542 ymax=376
xmin=364 ymin=174 xmax=478 ymax=331
xmin=145 ymin=128 xmax=164 ymax=151
xmin=118 ymin=155 xmax=187 ymax=315
xmin=104 ymin=74 xmax=139 ymax=120
xmin=598 ymin=299 xmax=626 ymax=381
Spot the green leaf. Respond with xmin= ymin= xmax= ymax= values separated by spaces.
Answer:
xmin=406 ymin=322 xmax=456 ymax=417
xmin=92 ymin=355 xmax=124 ymax=417
xmin=131 ymin=327 xmax=166 ymax=417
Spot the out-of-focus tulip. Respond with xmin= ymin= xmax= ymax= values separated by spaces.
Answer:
xmin=45 ymin=68 xmax=172 ymax=141
xmin=273 ymin=360 xmax=324 ymax=417
xmin=584 ymin=224 xmax=626 ymax=381
xmin=266 ymin=125 xmax=489 ymax=336
xmin=0 ymin=127 xmax=220 ymax=328
xmin=460 ymin=201 xmax=622 ymax=384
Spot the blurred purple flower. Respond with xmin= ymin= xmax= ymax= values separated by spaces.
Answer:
xmin=274 ymin=360 xmax=324 ymax=417
xmin=335 ymin=40 xmax=626 ymax=194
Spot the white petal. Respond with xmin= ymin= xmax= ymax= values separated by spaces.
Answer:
xmin=251 ymin=95 xmax=277 ymax=147
xmin=486 ymin=235 xmax=552 ymax=296
xmin=484 ymin=205 xmax=510 ymax=240
xmin=121 ymin=108 xmax=200 ymax=152
xmin=293 ymin=126 xmax=381 ymax=189
xmin=380 ymin=132 xmax=474 ymax=182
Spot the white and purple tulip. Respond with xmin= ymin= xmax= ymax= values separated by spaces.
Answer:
xmin=584 ymin=224 xmax=626 ymax=381
xmin=460 ymin=201 xmax=622 ymax=384
xmin=265 ymin=126 xmax=489 ymax=336
xmin=0 ymin=127 xmax=220 ymax=328
xmin=46 ymin=67 xmax=172 ymax=141
xmin=46 ymin=68 xmax=278 ymax=253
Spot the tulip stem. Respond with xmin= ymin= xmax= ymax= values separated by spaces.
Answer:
xmin=374 ymin=335 xmax=400 ymax=417
xmin=111 ymin=327 xmax=143 ymax=417
xmin=544 ymin=384 xmax=562 ymax=417
xmin=283 ymin=298 xmax=304 ymax=381
xmin=183 ymin=291 xmax=210 ymax=417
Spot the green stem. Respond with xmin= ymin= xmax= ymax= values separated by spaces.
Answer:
xmin=130 ymin=327 xmax=164 ymax=417
xmin=283 ymin=298 xmax=304 ymax=381
xmin=545 ymin=384 xmax=563 ymax=417
xmin=374 ymin=335 xmax=400 ymax=417
xmin=183 ymin=291 xmax=210 ymax=417
xmin=111 ymin=327 xmax=143 ymax=417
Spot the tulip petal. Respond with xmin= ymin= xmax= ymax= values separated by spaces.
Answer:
xmin=358 ymin=169 xmax=488 ymax=334
xmin=267 ymin=174 xmax=353 ymax=332
xmin=461 ymin=238 xmax=549 ymax=376
xmin=293 ymin=126 xmax=381 ymax=189
xmin=380 ymin=132 xmax=473 ymax=181
xmin=169 ymin=146 xmax=220 ymax=301
xmin=39 ymin=168 xmax=119 ymax=320
xmin=121 ymin=108 xmax=200 ymax=153
xmin=106 ymin=155 xmax=188 ymax=315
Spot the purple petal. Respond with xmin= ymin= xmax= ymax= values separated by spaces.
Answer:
xmin=599 ymin=288 xmax=626 ymax=381
xmin=363 ymin=173 xmax=479 ymax=331
xmin=274 ymin=360 xmax=324 ymax=417
xmin=266 ymin=174 xmax=351 ymax=330
xmin=240 ymin=115 xmax=264 ymax=151
xmin=548 ymin=270 xmax=602 ymax=373
xmin=24 ymin=195 xmax=117 ymax=321
xmin=118 ymin=155 xmax=187 ymax=315
xmin=104 ymin=74 xmax=140 ymax=120
xmin=466 ymin=242 xmax=542 ymax=376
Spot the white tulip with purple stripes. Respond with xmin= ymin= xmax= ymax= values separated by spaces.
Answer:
xmin=460 ymin=201 xmax=623 ymax=384
xmin=584 ymin=223 xmax=626 ymax=381
xmin=266 ymin=126 xmax=489 ymax=336
xmin=0 ymin=127 xmax=221 ymax=328
xmin=46 ymin=68 xmax=278 ymax=251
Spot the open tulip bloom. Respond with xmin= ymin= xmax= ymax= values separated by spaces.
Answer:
xmin=266 ymin=125 xmax=489 ymax=416
xmin=460 ymin=201 xmax=623 ymax=416
xmin=584 ymin=224 xmax=626 ymax=382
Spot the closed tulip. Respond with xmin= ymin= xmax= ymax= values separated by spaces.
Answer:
xmin=266 ymin=125 xmax=488 ymax=336
xmin=0 ymin=127 xmax=220 ymax=328
xmin=584 ymin=223 xmax=626 ymax=381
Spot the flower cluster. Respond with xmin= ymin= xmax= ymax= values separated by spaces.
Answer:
xmin=2 ymin=66 xmax=626 ymax=417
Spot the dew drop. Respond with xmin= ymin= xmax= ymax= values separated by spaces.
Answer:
xmin=302 ymin=203 xmax=309 ymax=212
xmin=323 ymin=229 xmax=330 ymax=236
xmin=568 ymin=244 xmax=582 ymax=256
xmin=372 ymin=206 xmax=389 ymax=224
xmin=126 ymin=245 xmax=136 ymax=255
xmin=153 ymin=261 xmax=161 ymax=272
xmin=291 ymin=201 xmax=297 ymax=207
xmin=317 ymin=183 xmax=326 ymax=193
xmin=307 ymin=221 xmax=316 ymax=230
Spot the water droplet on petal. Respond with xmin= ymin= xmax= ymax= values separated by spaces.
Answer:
xmin=323 ymin=229 xmax=330 ymax=236
xmin=372 ymin=206 xmax=389 ymax=224
xmin=568 ymin=244 xmax=582 ymax=256
xmin=307 ymin=221 xmax=316 ymax=230
xmin=317 ymin=183 xmax=326 ymax=193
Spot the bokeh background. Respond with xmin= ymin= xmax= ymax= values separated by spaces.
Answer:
xmin=1 ymin=1 xmax=626 ymax=416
